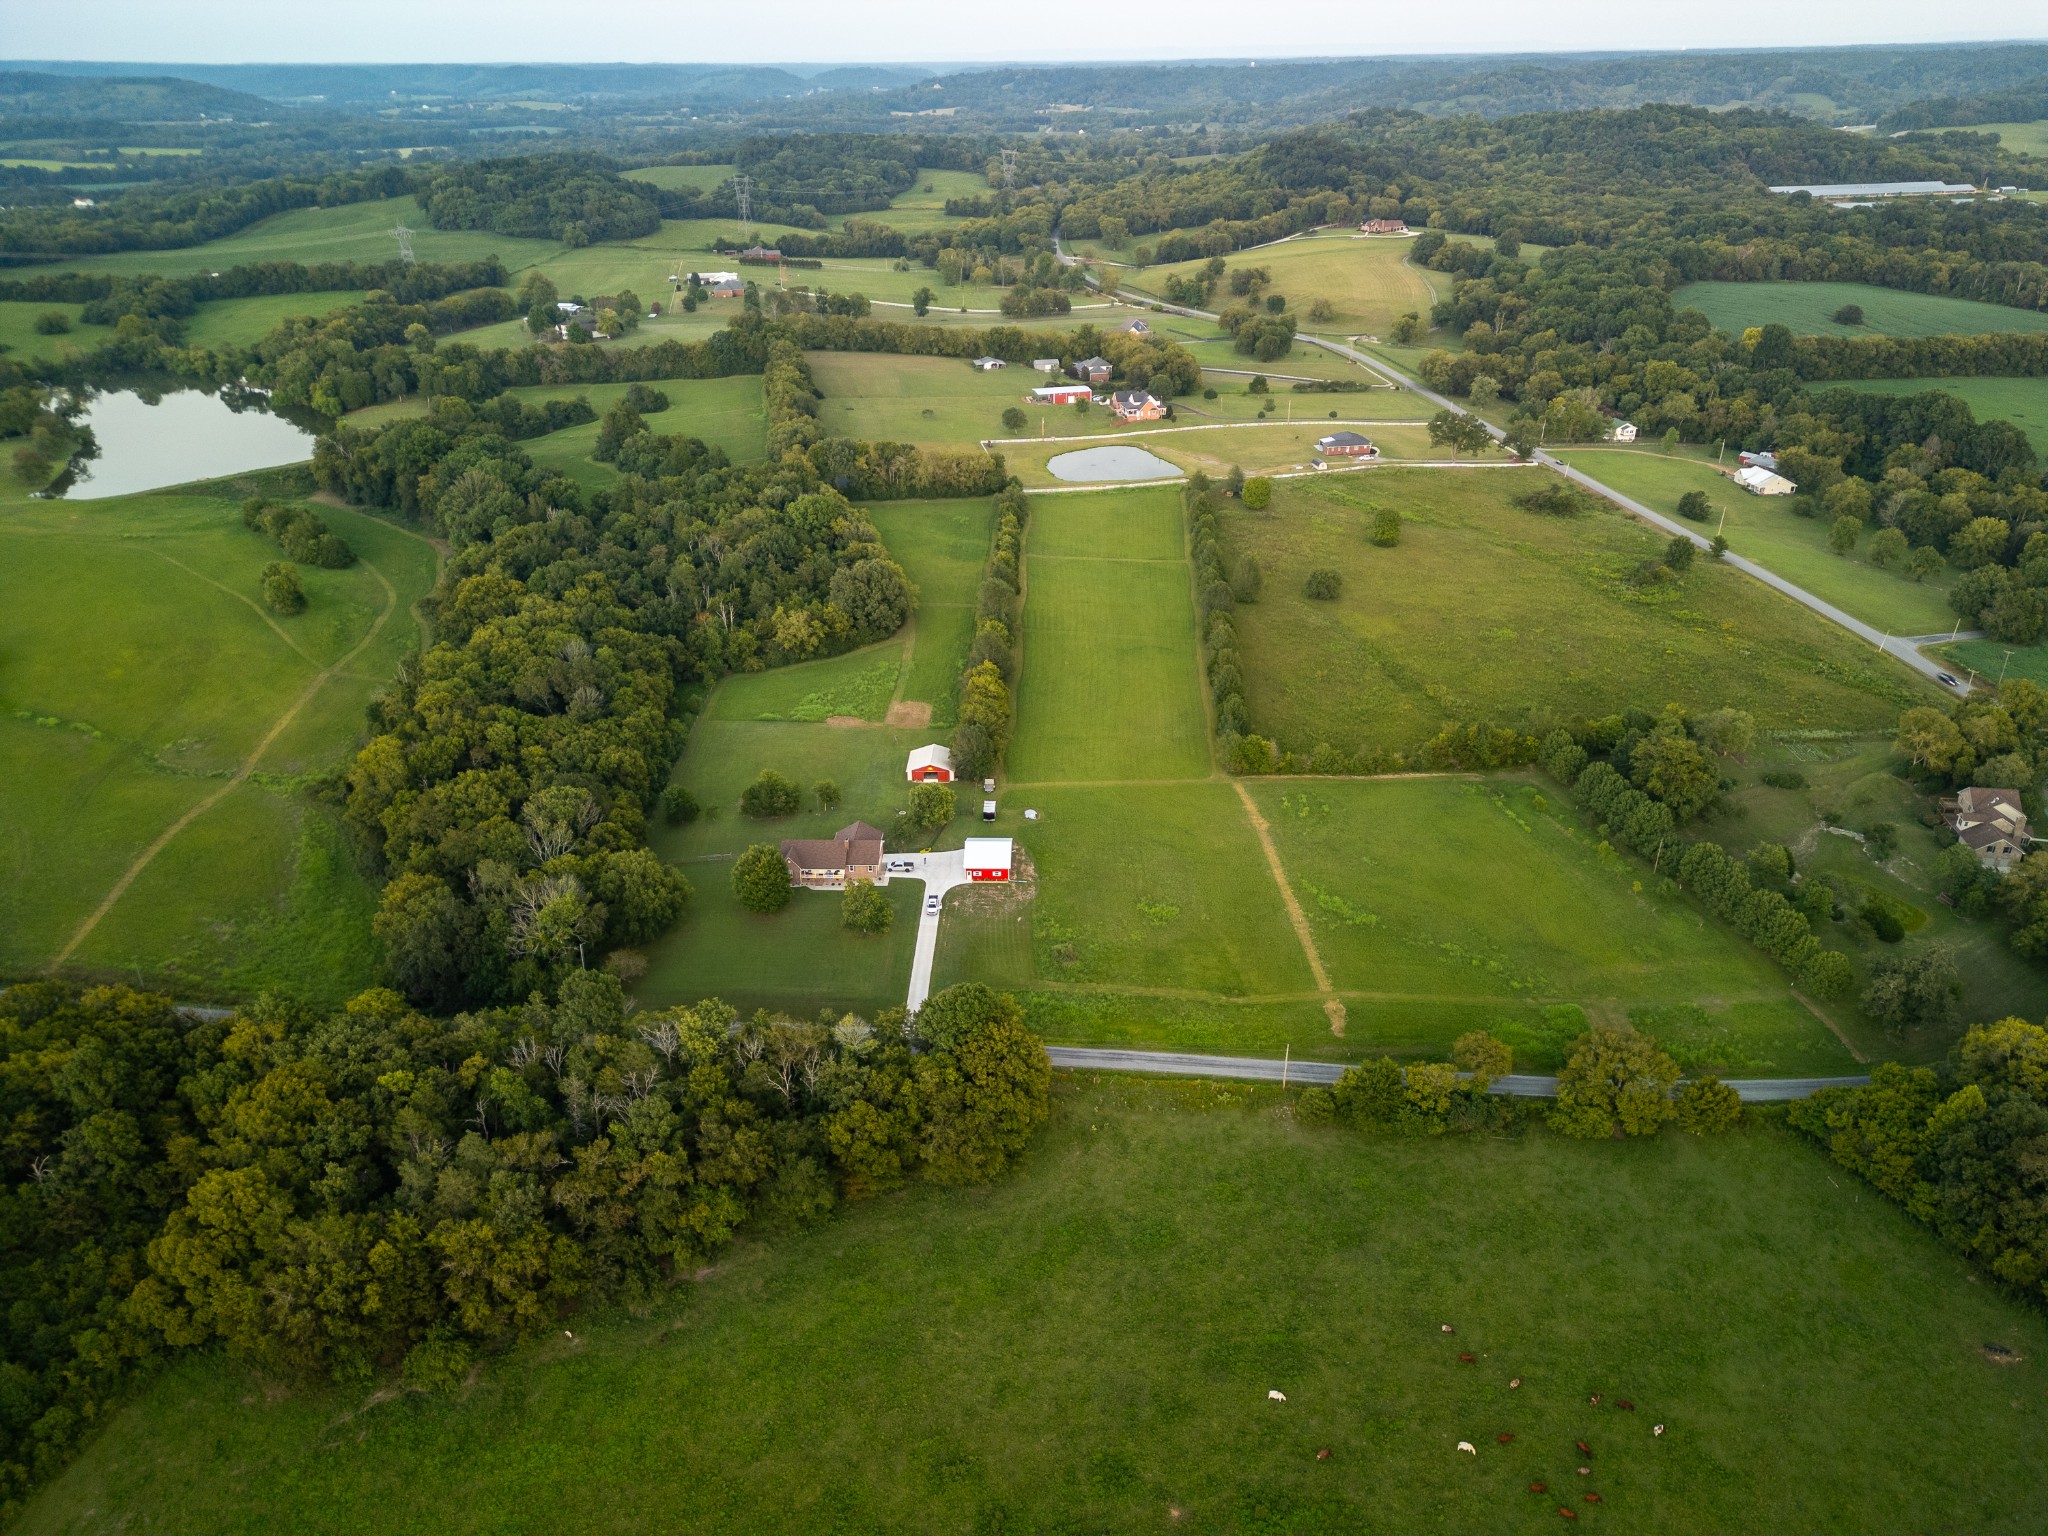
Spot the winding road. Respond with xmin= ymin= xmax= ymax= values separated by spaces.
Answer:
xmin=1051 ymin=235 xmax=1968 ymax=697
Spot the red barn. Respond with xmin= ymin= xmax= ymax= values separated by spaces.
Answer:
xmin=906 ymin=744 xmax=954 ymax=783
xmin=964 ymin=837 xmax=1013 ymax=882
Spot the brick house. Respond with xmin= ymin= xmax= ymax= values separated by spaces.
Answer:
xmin=780 ymin=822 xmax=888 ymax=889
xmin=1071 ymin=356 xmax=1112 ymax=384
xmin=1315 ymin=431 xmax=1377 ymax=457
xmin=1943 ymin=786 xmax=2031 ymax=871
xmin=1358 ymin=218 xmax=1408 ymax=234
xmin=1110 ymin=389 xmax=1165 ymax=422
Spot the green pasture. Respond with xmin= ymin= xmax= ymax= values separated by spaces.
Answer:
xmin=1554 ymin=447 xmax=1959 ymax=634
xmin=1008 ymin=485 xmax=1210 ymax=783
xmin=1823 ymin=375 xmax=2048 ymax=456
xmin=0 ymin=300 xmax=90 ymax=363
xmin=835 ymin=168 xmax=987 ymax=233
xmin=622 ymin=162 xmax=738 ymax=192
xmin=26 ymin=1077 xmax=2048 ymax=1536
xmin=1930 ymin=636 xmax=2048 ymax=690
xmin=516 ymin=374 xmax=769 ymax=487
xmin=0 ymin=490 xmax=435 ymax=998
xmin=1250 ymin=777 xmax=1855 ymax=1074
xmin=1711 ymin=737 xmax=2048 ymax=1062
xmin=1125 ymin=233 xmax=1449 ymax=337
xmin=865 ymin=496 xmax=996 ymax=724
xmin=1673 ymin=280 xmax=2048 ymax=339
xmin=1220 ymin=468 xmax=1929 ymax=759
xmin=178 ymin=289 xmax=371 ymax=349
xmin=1977 ymin=120 xmax=2048 ymax=158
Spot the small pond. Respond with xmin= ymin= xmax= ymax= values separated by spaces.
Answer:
xmin=1044 ymin=444 xmax=1182 ymax=483
xmin=52 ymin=388 xmax=320 ymax=500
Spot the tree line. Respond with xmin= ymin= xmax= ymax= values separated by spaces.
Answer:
xmin=949 ymin=485 xmax=1028 ymax=783
xmin=0 ymin=976 xmax=1051 ymax=1521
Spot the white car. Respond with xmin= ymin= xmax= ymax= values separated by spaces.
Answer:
xmin=925 ymin=894 xmax=943 ymax=915
xmin=887 ymin=858 xmax=918 ymax=872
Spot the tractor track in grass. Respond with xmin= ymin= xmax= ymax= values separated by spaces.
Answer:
xmin=1232 ymin=780 xmax=1346 ymax=1035
xmin=47 ymin=552 xmax=403 ymax=972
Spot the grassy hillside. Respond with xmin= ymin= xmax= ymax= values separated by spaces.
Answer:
xmin=1126 ymin=232 xmax=1448 ymax=337
xmin=1673 ymin=280 xmax=2048 ymax=338
xmin=21 ymin=1077 xmax=2048 ymax=1535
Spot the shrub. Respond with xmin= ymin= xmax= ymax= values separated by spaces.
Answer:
xmin=909 ymin=782 xmax=956 ymax=829
xmin=1676 ymin=1077 xmax=1743 ymax=1134
xmin=1830 ymin=303 xmax=1865 ymax=326
xmin=1676 ymin=489 xmax=1711 ymax=522
xmin=1371 ymin=507 xmax=1401 ymax=547
xmin=1302 ymin=568 xmax=1341 ymax=600
xmin=1246 ymin=376 xmax=1268 ymax=394
xmin=814 ymin=779 xmax=842 ymax=813
xmin=658 ymin=785 xmax=701 ymax=826
xmin=1000 ymin=407 xmax=1026 ymax=433
xmin=1548 ymin=1027 xmax=1678 ymax=1138
xmin=841 ymin=879 xmax=892 ymax=933
xmin=261 ymin=561 xmax=305 ymax=615
xmin=731 ymin=843 xmax=793 ymax=913
xmin=740 ymin=769 xmax=802 ymax=819
xmin=32 ymin=311 xmax=71 ymax=335
xmin=1512 ymin=482 xmax=1586 ymax=517
xmin=1760 ymin=769 xmax=1807 ymax=790
xmin=1241 ymin=476 xmax=1272 ymax=510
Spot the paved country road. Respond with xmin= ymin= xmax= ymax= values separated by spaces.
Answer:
xmin=1051 ymin=236 xmax=1967 ymax=698
xmin=1045 ymin=1046 xmax=1870 ymax=1102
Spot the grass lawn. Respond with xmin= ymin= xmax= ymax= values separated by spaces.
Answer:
xmin=1250 ymin=777 xmax=1856 ymax=1075
xmin=1125 ymin=232 xmax=1449 ymax=338
xmin=839 ymin=168 xmax=986 ymax=233
xmin=1823 ymin=375 xmax=2048 ymax=457
xmin=1710 ymin=737 xmax=2048 ymax=1062
xmin=0 ymin=300 xmax=90 ymax=364
xmin=865 ymin=497 xmax=995 ymax=725
xmin=1008 ymin=485 xmax=1211 ymax=783
xmin=519 ymin=374 xmax=768 ymax=487
xmin=0 ymin=490 xmax=436 ymax=999
xmin=1929 ymin=636 xmax=2048 ymax=691
xmin=1219 ymin=468 xmax=1930 ymax=759
xmin=1673 ymin=280 xmax=2048 ymax=339
xmin=24 ymin=1077 xmax=2048 ymax=1536
xmin=1554 ymin=447 xmax=1958 ymax=635
xmin=179 ymin=289 xmax=370 ymax=349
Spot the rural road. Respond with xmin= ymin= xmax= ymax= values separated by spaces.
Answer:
xmin=1044 ymin=1046 xmax=1870 ymax=1101
xmin=893 ymin=848 xmax=968 ymax=1013
xmin=1053 ymin=234 xmax=1969 ymax=697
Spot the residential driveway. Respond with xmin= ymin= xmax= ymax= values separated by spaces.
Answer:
xmin=893 ymin=848 xmax=968 ymax=1013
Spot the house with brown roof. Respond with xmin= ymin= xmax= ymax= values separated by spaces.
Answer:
xmin=780 ymin=821 xmax=888 ymax=889
xmin=1110 ymin=389 xmax=1165 ymax=422
xmin=1943 ymin=786 xmax=2032 ymax=871
xmin=1358 ymin=218 xmax=1409 ymax=235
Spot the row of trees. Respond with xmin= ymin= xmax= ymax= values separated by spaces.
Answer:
xmin=950 ymin=485 xmax=1029 ymax=783
xmin=0 ymin=977 xmax=1051 ymax=1519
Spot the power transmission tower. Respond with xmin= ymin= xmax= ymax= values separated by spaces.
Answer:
xmin=1000 ymin=148 xmax=1017 ymax=190
xmin=390 ymin=223 xmax=416 ymax=264
xmin=733 ymin=174 xmax=754 ymax=236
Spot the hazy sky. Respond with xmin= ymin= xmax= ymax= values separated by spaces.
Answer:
xmin=0 ymin=0 xmax=2034 ymax=65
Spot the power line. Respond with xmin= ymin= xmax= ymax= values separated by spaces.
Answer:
xmin=390 ymin=223 xmax=415 ymax=264
xmin=733 ymin=174 xmax=754 ymax=236
xmin=1000 ymin=148 xmax=1017 ymax=190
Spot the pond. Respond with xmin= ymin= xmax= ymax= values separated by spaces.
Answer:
xmin=52 ymin=388 xmax=320 ymax=500
xmin=1044 ymin=444 xmax=1183 ymax=483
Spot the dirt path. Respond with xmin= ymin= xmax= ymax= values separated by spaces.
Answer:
xmin=1794 ymin=989 xmax=1870 ymax=1064
xmin=1231 ymin=780 xmax=1346 ymax=1035
xmin=151 ymin=551 xmax=324 ymax=666
xmin=48 ymin=553 xmax=403 ymax=972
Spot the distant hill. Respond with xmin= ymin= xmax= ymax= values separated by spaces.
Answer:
xmin=0 ymin=70 xmax=274 ymax=120
xmin=1880 ymin=74 xmax=2048 ymax=132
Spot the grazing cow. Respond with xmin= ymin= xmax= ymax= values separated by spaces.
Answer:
xmin=1577 ymin=1467 xmax=1590 ymax=1476
xmin=1268 ymin=1390 xmax=1286 ymax=1401
xmin=1654 ymin=1425 xmax=1666 ymax=1437
xmin=1616 ymin=1399 xmax=1635 ymax=1411
xmin=1457 ymin=1441 xmax=1476 ymax=1454
xmin=1577 ymin=1441 xmax=1593 ymax=1457
xmin=1459 ymin=1352 xmax=1476 ymax=1364
xmin=1589 ymin=1394 xmax=1601 ymax=1405
xmin=1498 ymin=1433 xmax=1515 ymax=1443
xmin=1529 ymin=1483 xmax=1547 ymax=1494
xmin=1559 ymin=1508 xmax=1579 ymax=1520
xmin=1585 ymin=1493 xmax=1603 ymax=1504
xmin=1442 ymin=1324 xmax=1455 ymax=1333
xmin=1315 ymin=1447 xmax=1332 ymax=1462
xmin=1509 ymin=1378 xmax=1522 ymax=1388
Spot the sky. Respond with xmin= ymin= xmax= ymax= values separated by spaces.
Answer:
xmin=0 ymin=0 xmax=2035 ymax=65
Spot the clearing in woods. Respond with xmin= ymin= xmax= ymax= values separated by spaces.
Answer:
xmin=1672 ymin=279 xmax=2048 ymax=339
xmin=1126 ymin=232 xmax=1448 ymax=337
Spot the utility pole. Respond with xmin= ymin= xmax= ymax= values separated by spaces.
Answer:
xmin=1000 ymin=147 xmax=1017 ymax=190
xmin=2001 ymin=650 xmax=2016 ymax=685
xmin=390 ymin=223 xmax=415 ymax=264
xmin=1281 ymin=1044 xmax=1290 ymax=1092
xmin=733 ymin=174 xmax=754 ymax=237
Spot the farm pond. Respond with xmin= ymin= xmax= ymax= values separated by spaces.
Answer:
xmin=1045 ymin=444 xmax=1182 ymax=482
xmin=51 ymin=388 xmax=319 ymax=499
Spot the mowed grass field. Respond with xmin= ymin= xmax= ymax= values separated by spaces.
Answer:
xmin=1553 ymin=447 xmax=1959 ymax=634
xmin=1008 ymin=486 xmax=1210 ymax=783
xmin=1251 ymin=777 xmax=1856 ymax=1074
xmin=1673 ymin=279 xmax=2048 ymax=338
xmin=865 ymin=497 xmax=995 ymax=724
xmin=1220 ymin=468 xmax=1929 ymax=758
xmin=1824 ymin=375 xmax=2048 ymax=457
xmin=1128 ymin=233 xmax=1449 ymax=337
xmin=0 ymin=488 xmax=437 ymax=1000
xmin=24 ymin=1077 xmax=2048 ymax=1536
xmin=0 ymin=300 xmax=90 ymax=363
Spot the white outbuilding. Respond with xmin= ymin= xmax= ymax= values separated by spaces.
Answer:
xmin=1735 ymin=465 xmax=1797 ymax=496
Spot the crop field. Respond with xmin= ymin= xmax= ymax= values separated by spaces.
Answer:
xmin=864 ymin=497 xmax=995 ymax=724
xmin=1710 ymin=738 xmax=2048 ymax=1061
xmin=1553 ymin=447 xmax=1959 ymax=635
xmin=1128 ymin=233 xmax=1449 ymax=337
xmin=1220 ymin=468 xmax=1929 ymax=758
xmin=1007 ymin=486 xmax=1210 ymax=783
xmin=1824 ymin=375 xmax=2048 ymax=456
xmin=1249 ymin=777 xmax=1857 ymax=1074
xmin=27 ymin=1075 xmax=2048 ymax=1536
xmin=1673 ymin=280 xmax=2048 ymax=338
xmin=0 ymin=488 xmax=436 ymax=999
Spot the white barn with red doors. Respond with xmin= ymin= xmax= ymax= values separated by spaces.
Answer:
xmin=963 ymin=837 xmax=1013 ymax=882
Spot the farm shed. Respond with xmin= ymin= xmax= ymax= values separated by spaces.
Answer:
xmin=906 ymin=744 xmax=955 ymax=782
xmin=1032 ymin=358 xmax=1062 ymax=373
xmin=972 ymin=356 xmax=1007 ymax=371
xmin=1735 ymin=465 xmax=1796 ymax=496
xmin=963 ymin=837 xmax=1014 ymax=882
xmin=1031 ymin=383 xmax=1093 ymax=405
xmin=1610 ymin=421 xmax=1638 ymax=442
